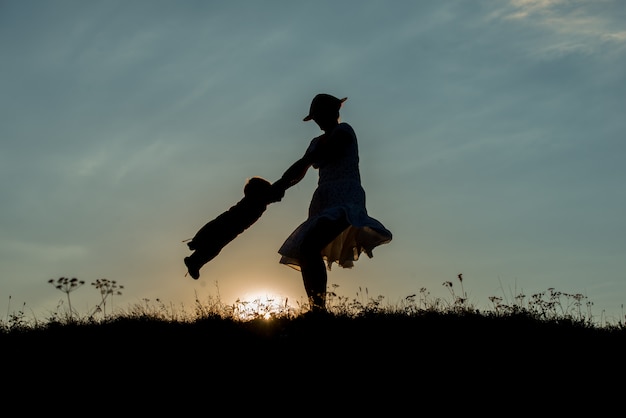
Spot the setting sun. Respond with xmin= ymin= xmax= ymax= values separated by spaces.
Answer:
xmin=231 ymin=291 xmax=293 ymax=321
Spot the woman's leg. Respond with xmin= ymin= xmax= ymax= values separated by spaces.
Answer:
xmin=299 ymin=217 xmax=349 ymax=312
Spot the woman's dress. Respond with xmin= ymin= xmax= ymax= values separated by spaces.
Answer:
xmin=278 ymin=122 xmax=392 ymax=271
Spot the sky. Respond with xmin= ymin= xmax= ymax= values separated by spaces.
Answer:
xmin=1 ymin=0 xmax=625 ymax=322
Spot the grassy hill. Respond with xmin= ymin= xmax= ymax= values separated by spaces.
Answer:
xmin=2 ymin=281 xmax=624 ymax=413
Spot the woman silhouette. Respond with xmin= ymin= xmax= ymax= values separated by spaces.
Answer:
xmin=272 ymin=94 xmax=392 ymax=312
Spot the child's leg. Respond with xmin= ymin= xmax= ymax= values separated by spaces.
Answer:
xmin=184 ymin=256 xmax=201 ymax=280
xmin=184 ymin=247 xmax=221 ymax=280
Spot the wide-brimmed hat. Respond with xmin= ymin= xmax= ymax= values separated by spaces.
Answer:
xmin=303 ymin=94 xmax=347 ymax=121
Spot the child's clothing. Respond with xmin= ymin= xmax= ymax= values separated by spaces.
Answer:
xmin=184 ymin=177 xmax=282 ymax=280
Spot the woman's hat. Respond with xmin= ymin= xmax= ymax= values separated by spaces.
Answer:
xmin=303 ymin=94 xmax=348 ymax=121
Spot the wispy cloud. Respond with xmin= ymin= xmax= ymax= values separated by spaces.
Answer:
xmin=492 ymin=0 xmax=626 ymax=54
xmin=507 ymin=0 xmax=567 ymax=19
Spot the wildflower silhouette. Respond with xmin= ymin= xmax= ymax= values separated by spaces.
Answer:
xmin=443 ymin=273 xmax=468 ymax=310
xmin=48 ymin=277 xmax=85 ymax=321
xmin=91 ymin=278 xmax=124 ymax=318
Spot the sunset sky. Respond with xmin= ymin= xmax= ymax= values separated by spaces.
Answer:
xmin=1 ymin=0 xmax=625 ymax=321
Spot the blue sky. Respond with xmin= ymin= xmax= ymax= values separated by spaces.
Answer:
xmin=1 ymin=0 xmax=625 ymax=321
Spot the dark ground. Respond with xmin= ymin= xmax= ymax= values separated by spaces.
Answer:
xmin=3 ymin=312 xmax=624 ymax=413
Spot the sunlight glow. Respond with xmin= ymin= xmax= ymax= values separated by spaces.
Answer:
xmin=231 ymin=291 xmax=293 ymax=321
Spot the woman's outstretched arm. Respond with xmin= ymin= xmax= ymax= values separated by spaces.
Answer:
xmin=267 ymin=155 xmax=312 ymax=203
xmin=268 ymin=129 xmax=350 ymax=203
xmin=278 ymin=155 xmax=313 ymax=187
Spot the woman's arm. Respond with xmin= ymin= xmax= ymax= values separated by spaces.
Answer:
xmin=271 ymin=155 xmax=311 ymax=193
xmin=267 ymin=127 xmax=351 ymax=203
xmin=279 ymin=155 xmax=314 ymax=186
xmin=266 ymin=152 xmax=314 ymax=203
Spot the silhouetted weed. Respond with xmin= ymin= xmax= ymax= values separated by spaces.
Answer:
xmin=90 ymin=278 xmax=124 ymax=318
xmin=1 ymin=274 xmax=624 ymax=342
xmin=0 ymin=275 xmax=622 ymax=413
xmin=47 ymin=277 xmax=85 ymax=322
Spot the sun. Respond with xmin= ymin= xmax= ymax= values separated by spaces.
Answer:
xmin=232 ymin=291 xmax=292 ymax=321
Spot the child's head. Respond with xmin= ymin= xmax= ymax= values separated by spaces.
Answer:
xmin=244 ymin=176 xmax=272 ymax=200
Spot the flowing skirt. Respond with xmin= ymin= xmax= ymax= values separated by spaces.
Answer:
xmin=278 ymin=180 xmax=392 ymax=271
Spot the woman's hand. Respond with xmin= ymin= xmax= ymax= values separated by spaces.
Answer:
xmin=266 ymin=179 xmax=287 ymax=203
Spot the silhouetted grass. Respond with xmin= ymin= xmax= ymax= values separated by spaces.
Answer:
xmin=3 ymin=275 xmax=625 ymax=339
xmin=2 ymin=275 xmax=625 ymax=411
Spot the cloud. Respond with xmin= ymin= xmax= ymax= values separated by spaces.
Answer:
xmin=603 ymin=31 xmax=626 ymax=42
xmin=2 ymin=240 xmax=88 ymax=263
xmin=508 ymin=0 xmax=567 ymax=18
xmin=490 ymin=0 xmax=626 ymax=56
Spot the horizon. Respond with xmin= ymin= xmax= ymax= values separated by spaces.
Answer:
xmin=1 ymin=1 xmax=625 ymax=322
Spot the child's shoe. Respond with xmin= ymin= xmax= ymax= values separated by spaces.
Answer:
xmin=184 ymin=257 xmax=201 ymax=280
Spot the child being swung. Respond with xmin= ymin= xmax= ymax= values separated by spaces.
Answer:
xmin=184 ymin=176 xmax=285 ymax=280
